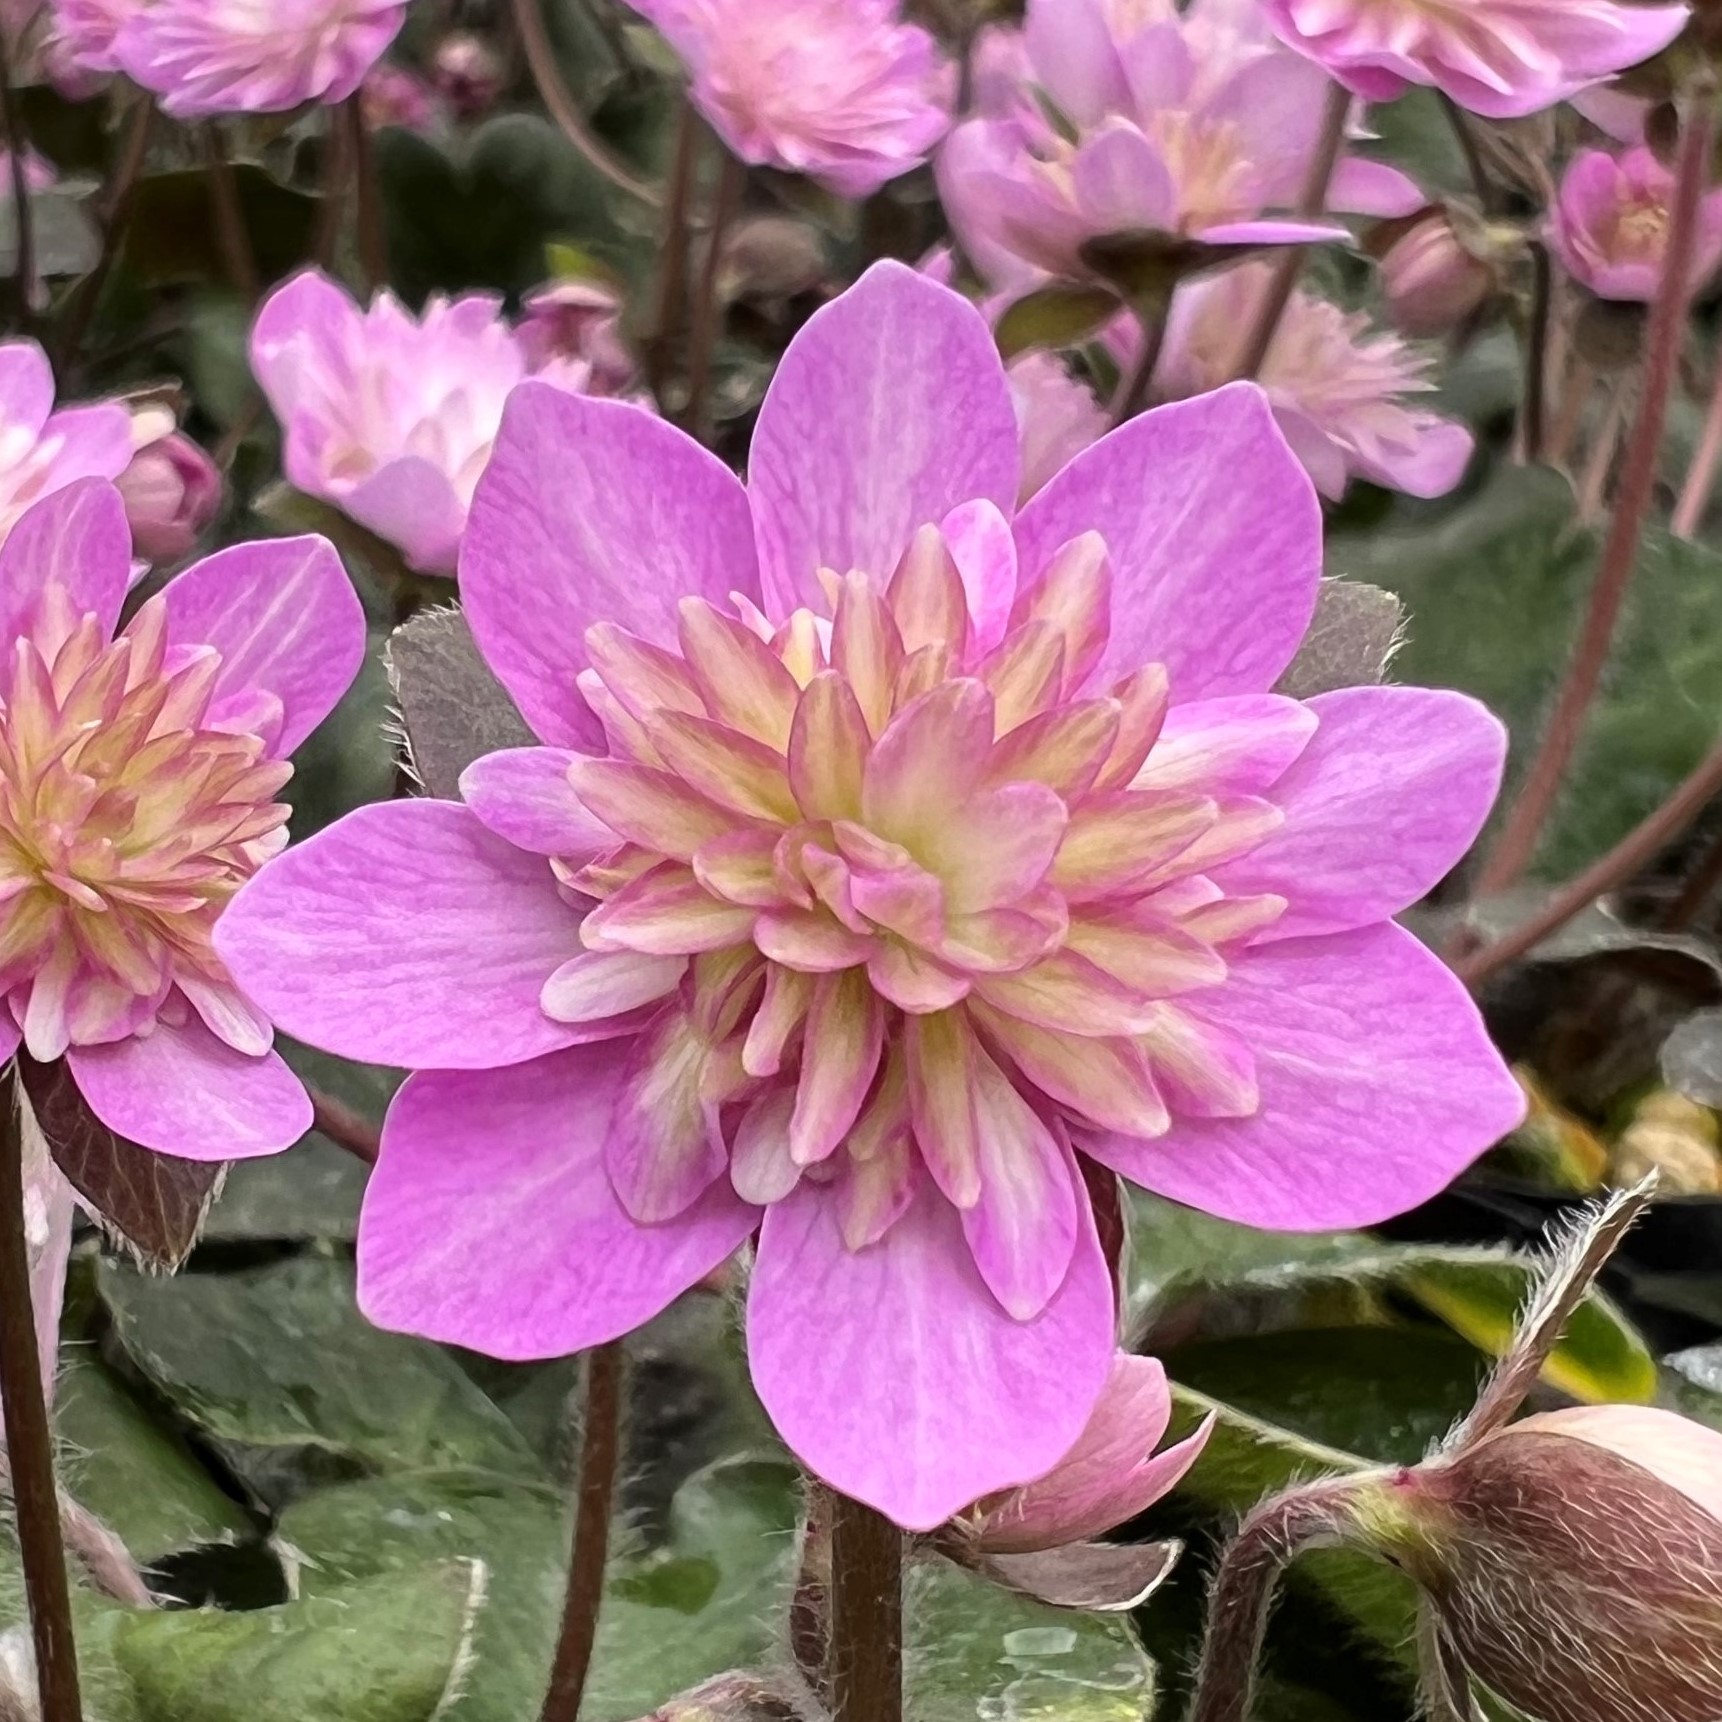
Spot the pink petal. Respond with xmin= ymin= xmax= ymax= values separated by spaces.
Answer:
xmin=343 ymin=457 xmax=469 ymax=577
xmin=459 ymin=747 xmax=612 ymax=858
xmin=747 ymin=1175 xmax=1115 ymax=1530
xmin=605 ymin=1009 xmax=730 ymax=1222
xmin=463 ymin=384 xmax=760 ymax=750
xmin=791 ymin=970 xmax=885 ymax=1164
xmin=67 ymin=1016 xmax=311 ymax=1162
xmin=214 ymin=800 xmax=586 ymax=1070
xmin=942 ymin=498 xmax=1018 ymax=659
xmin=159 ymin=534 xmax=365 ymax=756
xmin=750 ymin=262 xmax=1020 ymax=618
xmin=1014 ymin=385 xmax=1321 ymax=701
xmin=940 ymin=783 xmax=1069 ymax=915
xmin=359 ymin=1051 xmax=757 ymax=1359
xmin=0 ymin=480 xmax=133 ymax=651
xmin=1330 ymin=156 xmax=1426 ymax=219
xmin=863 ymin=680 xmax=996 ymax=850
xmin=1086 ymin=924 xmax=1525 ymax=1229
xmin=1213 ymin=686 xmax=1505 ymax=940
xmin=541 ymin=951 xmax=685 ymax=1023
xmin=1135 ymin=695 xmax=1317 ymax=796
xmin=0 ymin=341 xmax=55 ymax=434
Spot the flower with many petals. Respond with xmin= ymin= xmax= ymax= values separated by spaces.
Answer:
xmin=1155 ymin=262 xmax=1474 ymax=499
xmin=250 ymin=270 xmax=598 ymax=577
xmin=218 ymin=263 xmax=1522 ymax=1531
xmin=43 ymin=0 xmax=125 ymax=95
xmin=939 ymin=0 xmax=1421 ymax=290
xmin=625 ymin=0 xmax=953 ymax=198
xmin=0 ymin=481 xmax=364 ymax=1160
xmin=0 ymin=342 xmax=133 ymax=552
xmin=1261 ymin=0 xmax=1688 ymax=120
xmin=115 ymin=0 xmax=407 ymax=119
xmin=1550 ymin=144 xmax=1722 ymax=302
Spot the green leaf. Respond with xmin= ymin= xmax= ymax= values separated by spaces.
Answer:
xmin=994 ymin=285 xmax=1120 ymax=360
xmin=111 ymin=1563 xmax=483 ymax=1722
xmin=96 ymin=1257 xmax=540 ymax=1506
xmin=56 ymin=1356 xmax=253 ymax=1564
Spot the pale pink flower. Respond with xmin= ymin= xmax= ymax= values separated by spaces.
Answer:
xmin=517 ymin=280 xmax=635 ymax=397
xmin=939 ymin=0 xmax=1421 ymax=290
xmin=218 ymin=264 xmax=1521 ymax=1530
xmin=1261 ymin=0 xmax=1689 ymax=120
xmin=116 ymin=413 xmax=223 ymax=563
xmin=1380 ymin=208 xmax=1494 ymax=337
xmin=625 ymin=0 xmax=954 ymax=198
xmin=0 ymin=480 xmax=364 ymax=1159
xmin=43 ymin=0 xmax=126 ymax=95
xmin=1011 ymin=352 xmax=1109 ymax=501
xmin=0 ymin=342 xmax=133 ymax=550
xmin=114 ymin=0 xmax=407 ymax=119
xmin=1155 ymin=262 xmax=1474 ymax=499
xmin=250 ymin=271 xmax=596 ymax=577
xmin=1550 ymin=144 xmax=1722 ymax=302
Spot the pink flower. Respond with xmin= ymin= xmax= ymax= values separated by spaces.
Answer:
xmin=250 ymin=271 xmax=595 ymax=577
xmin=432 ymin=31 xmax=504 ymax=120
xmin=0 ymin=341 xmax=133 ymax=549
xmin=116 ymin=416 xmax=223 ymax=564
xmin=1011 ymin=352 xmax=1109 ymax=501
xmin=114 ymin=0 xmax=407 ymax=119
xmin=362 ymin=61 xmax=441 ymax=134
xmin=1261 ymin=0 xmax=1689 ymax=120
xmin=1550 ymin=144 xmax=1722 ymax=302
xmin=939 ymin=0 xmax=1422 ymax=289
xmin=518 ymin=280 xmax=635 ymax=397
xmin=1155 ymin=262 xmax=1475 ymax=499
xmin=43 ymin=0 xmax=126 ymax=95
xmin=625 ymin=0 xmax=954 ymax=198
xmin=0 ymin=480 xmax=364 ymax=1160
xmin=216 ymin=264 xmax=1522 ymax=1531
xmin=966 ymin=1354 xmax=1211 ymax=1552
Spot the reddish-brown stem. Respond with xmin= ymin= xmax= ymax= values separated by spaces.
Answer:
xmin=644 ymin=107 xmax=699 ymax=411
xmin=511 ymin=0 xmax=659 ymax=207
xmin=313 ymin=104 xmax=354 ymax=270
xmin=1519 ymin=242 xmax=1552 ymax=464
xmin=1111 ymin=286 xmax=1171 ymax=424
xmin=1458 ymin=728 xmax=1722 ymax=986
xmin=0 ymin=1067 xmax=83 ymax=1722
xmin=56 ymin=99 xmax=154 ymax=377
xmin=1231 ymin=79 xmax=1349 ymax=381
xmin=349 ymin=97 xmax=388 ymax=292
xmin=828 ymin=1492 xmax=902 ymax=1722
xmin=539 ymin=1341 xmax=624 ymax=1722
xmin=684 ymin=151 xmax=745 ymax=443
xmin=203 ymin=130 xmax=259 ymax=303
xmin=306 ymin=1087 xmax=380 ymax=1164
xmin=1474 ymin=87 xmax=1716 ymax=896
xmin=1674 ymin=343 xmax=1722 ymax=537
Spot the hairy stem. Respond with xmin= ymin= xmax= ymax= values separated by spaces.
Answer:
xmin=512 ymin=0 xmax=659 ymax=207
xmin=1231 ymin=79 xmax=1349 ymax=382
xmin=305 ymin=1087 xmax=380 ymax=1164
xmin=1674 ymin=342 xmax=1722 ymax=537
xmin=203 ymin=130 xmax=259 ymax=302
xmin=350 ymin=98 xmax=388 ymax=292
xmin=684 ymin=152 xmax=745 ymax=442
xmin=828 ymin=1492 xmax=902 ymax=1722
xmin=1186 ymin=1479 xmax=1364 ymax=1722
xmin=1457 ymin=728 xmax=1722 ymax=985
xmin=539 ymin=1341 xmax=624 ymax=1722
xmin=1474 ymin=85 xmax=1715 ymax=896
xmin=643 ymin=107 xmax=699 ymax=411
xmin=789 ymin=1487 xmax=831 ymax=1696
xmin=0 ymin=1066 xmax=82 ymax=1722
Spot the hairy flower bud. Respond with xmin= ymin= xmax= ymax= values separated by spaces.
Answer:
xmin=1373 ymin=1407 xmax=1722 ymax=1722
xmin=1380 ymin=210 xmax=1495 ymax=338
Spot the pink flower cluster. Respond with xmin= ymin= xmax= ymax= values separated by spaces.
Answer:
xmin=220 ymin=266 xmax=1521 ymax=1530
xmin=1551 ymin=144 xmax=1722 ymax=303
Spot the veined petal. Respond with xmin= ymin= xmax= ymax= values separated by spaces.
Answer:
xmin=905 ymin=1007 xmax=984 ymax=1208
xmin=1066 ymin=904 xmax=1227 ymax=997
xmin=676 ymin=599 xmax=801 ymax=750
xmin=789 ymin=672 xmax=871 ymax=822
xmin=731 ymin=1089 xmax=802 ymax=1205
xmin=790 ymin=969 xmax=886 ymax=1165
xmin=830 ymin=571 xmax=906 ymax=738
xmin=645 ymin=711 xmax=800 ymax=822
xmin=1137 ymin=1001 xmax=1260 ymax=1118
xmin=581 ymin=863 xmax=757 ymax=956
xmin=976 ymin=1004 xmax=1168 ymax=1138
xmin=942 ymin=497 xmax=1017 ymax=657
xmin=1134 ymin=695 xmax=1318 ymax=795
xmin=889 ymin=523 xmax=971 ymax=657
xmin=605 ymin=1009 xmax=729 ymax=1222
xmin=566 ymin=758 xmax=740 ymax=860
xmin=1009 ymin=531 xmax=1110 ymax=696
xmin=459 ymin=748 xmax=611 ymax=859
xmin=988 ymin=701 xmax=1121 ymax=798
xmin=1049 ymin=791 xmax=1217 ymax=900
xmin=541 ymin=950 xmax=686 ymax=1022
xmin=743 ymin=964 xmax=813 ymax=1077
xmin=976 ymin=949 xmax=1160 ymax=1037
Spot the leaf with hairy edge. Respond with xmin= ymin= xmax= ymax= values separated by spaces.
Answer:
xmin=19 ymin=1054 xmax=223 ymax=1271
xmin=387 ymin=608 xmax=536 ymax=801
xmin=1274 ymin=580 xmax=1404 ymax=700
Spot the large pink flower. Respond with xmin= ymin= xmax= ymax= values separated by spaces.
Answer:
xmin=939 ymin=0 xmax=1421 ymax=289
xmin=0 ymin=342 xmax=133 ymax=550
xmin=251 ymin=271 xmax=595 ymax=578
xmin=1154 ymin=262 xmax=1475 ymax=499
xmin=216 ymin=264 xmax=1522 ymax=1531
xmin=1261 ymin=0 xmax=1688 ymax=120
xmin=626 ymin=0 xmax=953 ymax=199
xmin=114 ymin=0 xmax=406 ymax=119
xmin=43 ymin=0 xmax=127 ymax=94
xmin=1550 ymin=144 xmax=1722 ymax=303
xmin=0 ymin=481 xmax=364 ymax=1159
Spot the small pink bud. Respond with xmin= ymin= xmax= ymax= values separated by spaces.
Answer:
xmin=116 ymin=428 xmax=222 ymax=563
xmin=1380 ymin=210 xmax=1494 ymax=338
xmin=1378 ymin=1407 xmax=1722 ymax=1722
xmin=433 ymin=32 xmax=504 ymax=120
xmin=519 ymin=279 xmax=634 ymax=396
xmin=362 ymin=62 xmax=440 ymax=135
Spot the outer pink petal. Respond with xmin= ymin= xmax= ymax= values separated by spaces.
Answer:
xmin=1192 ymin=219 xmax=1353 ymax=246
xmin=1356 ymin=418 xmax=1476 ymax=500
xmin=1013 ymin=384 xmax=1321 ymax=701
xmin=36 ymin=405 xmax=136 ymax=487
xmin=0 ymin=1016 xmax=18 ymax=1065
xmin=1135 ymin=694 xmax=1316 ymax=796
xmin=214 ymin=799 xmax=586 ymax=1070
xmin=750 ymin=261 xmax=1020 ymax=619
xmin=458 ymin=748 xmax=611 ymax=858
xmin=0 ymin=341 xmax=55 ymax=435
xmin=1330 ymin=157 xmax=1426 ymax=219
xmin=250 ymin=269 xmax=357 ymax=413
xmin=0 ymin=479 xmax=133 ymax=647
xmin=343 ymin=457 xmax=469 ymax=577
xmin=1214 ymin=686 xmax=1504 ymax=939
xmin=1086 ymin=923 xmax=1524 ymax=1229
xmin=359 ymin=1051 xmax=758 ymax=1359
xmin=463 ymin=384 xmax=760 ymax=750
xmin=159 ymin=534 xmax=365 ymax=756
xmin=748 ymin=1175 xmax=1115 ymax=1531
xmin=67 ymin=1017 xmax=311 ymax=1162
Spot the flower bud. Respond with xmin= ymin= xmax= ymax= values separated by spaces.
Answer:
xmin=362 ymin=62 xmax=440 ymax=135
xmin=433 ymin=32 xmax=503 ymax=120
xmin=518 ymin=279 xmax=633 ymax=396
xmin=1372 ymin=1407 xmax=1722 ymax=1722
xmin=116 ymin=425 xmax=222 ymax=563
xmin=1380 ymin=210 xmax=1494 ymax=338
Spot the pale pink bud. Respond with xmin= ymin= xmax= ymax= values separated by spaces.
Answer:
xmin=1380 ymin=1406 xmax=1722 ymax=1722
xmin=433 ymin=32 xmax=504 ymax=119
xmin=116 ymin=428 xmax=223 ymax=563
xmin=1380 ymin=210 xmax=1494 ymax=338
xmin=518 ymin=279 xmax=634 ymax=396
xmin=362 ymin=61 xmax=440 ymax=134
